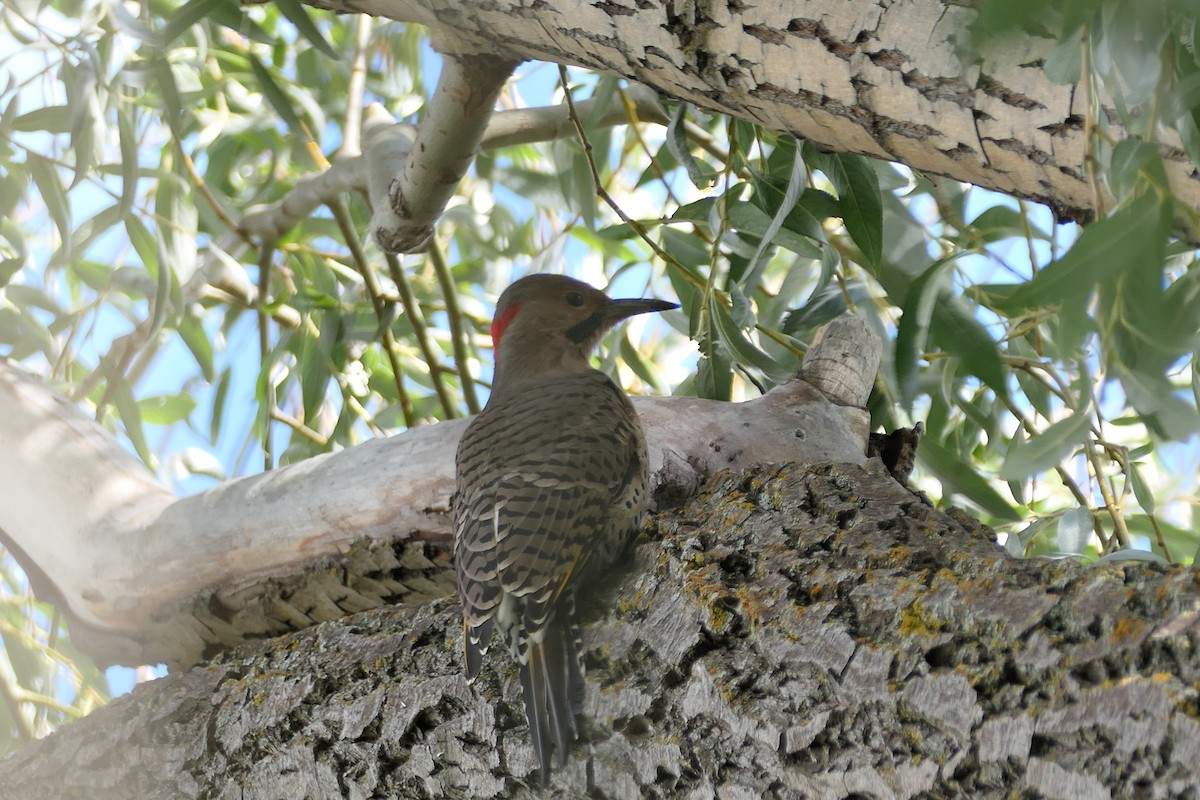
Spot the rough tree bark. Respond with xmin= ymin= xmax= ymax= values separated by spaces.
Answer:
xmin=2 ymin=461 xmax=1195 ymax=799
xmin=305 ymin=0 xmax=1200 ymax=223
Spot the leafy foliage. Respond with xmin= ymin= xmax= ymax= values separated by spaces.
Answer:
xmin=1 ymin=0 xmax=1199 ymax=751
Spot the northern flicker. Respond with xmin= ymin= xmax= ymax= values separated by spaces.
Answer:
xmin=454 ymin=273 xmax=676 ymax=784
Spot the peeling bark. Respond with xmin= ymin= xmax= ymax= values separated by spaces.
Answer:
xmin=303 ymin=0 xmax=1200 ymax=223
xmin=4 ymin=462 xmax=1197 ymax=798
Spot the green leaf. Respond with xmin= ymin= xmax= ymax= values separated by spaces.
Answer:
xmin=930 ymin=298 xmax=1008 ymax=401
xmin=1128 ymin=461 xmax=1156 ymax=513
xmin=660 ymin=227 xmax=711 ymax=269
xmin=138 ymin=393 xmax=198 ymax=425
xmin=1044 ymin=31 xmax=1083 ymax=84
xmin=1094 ymin=548 xmax=1169 ymax=565
xmin=1108 ymin=138 xmax=1168 ymax=198
xmin=12 ymin=106 xmax=70 ymax=133
xmin=741 ymin=143 xmax=806 ymax=287
xmin=895 ymin=258 xmax=953 ymax=407
xmin=917 ymin=436 xmax=1023 ymax=522
xmin=208 ymin=0 xmax=272 ymax=43
xmin=666 ymin=103 xmax=715 ymax=189
xmin=27 ymin=154 xmax=71 ymax=258
xmin=571 ymin=148 xmax=597 ymax=230
xmin=1113 ymin=363 xmax=1200 ymax=440
xmin=725 ymin=202 xmax=822 ymax=260
xmin=619 ymin=331 xmax=664 ymax=390
xmin=163 ymin=0 xmax=227 ymax=44
xmin=179 ymin=315 xmax=215 ymax=382
xmin=709 ymin=296 xmax=791 ymax=382
xmin=123 ymin=216 xmax=159 ymax=276
xmin=275 ymin=0 xmax=340 ymax=60
xmin=151 ymin=57 xmax=185 ymax=136
xmin=999 ymin=409 xmax=1090 ymax=481
xmin=696 ymin=301 xmax=733 ymax=400
xmin=831 ymin=154 xmax=883 ymax=269
xmin=969 ymin=205 xmax=1048 ymax=242
xmin=301 ymin=313 xmax=337 ymax=420
xmin=782 ymin=282 xmax=870 ymax=335
xmin=116 ymin=104 xmax=139 ymax=218
xmin=210 ymin=367 xmax=232 ymax=444
xmin=248 ymin=53 xmax=306 ymax=133
xmin=0 ymin=219 xmax=27 ymax=289
xmin=1007 ymin=192 xmax=1167 ymax=309
xmin=1055 ymin=506 xmax=1092 ymax=555
xmin=110 ymin=378 xmax=154 ymax=467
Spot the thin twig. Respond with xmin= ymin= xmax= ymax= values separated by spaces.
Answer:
xmin=1084 ymin=433 xmax=1130 ymax=551
xmin=175 ymin=142 xmax=246 ymax=244
xmin=385 ymin=253 xmax=458 ymax=418
xmin=270 ymin=407 xmax=328 ymax=446
xmin=1000 ymin=396 xmax=1109 ymax=550
xmin=0 ymin=669 xmax=32 ymax=743
xmin=340 ymin=386 xmax=386 ymax=438
xmin=256 ymin=242 xmax=275 ymax=471
xmin=328 ymin=199 xmax=415 ymax=428
xmin=557 ymin=65 xmax=703 ymax=292
xmin=339 ymin=15 xmax=372 ymax=159
xmin=1080 ymin=28 xmax=1107 ymax=220
xmin=429 ymin=242 xmax=481 ymax=414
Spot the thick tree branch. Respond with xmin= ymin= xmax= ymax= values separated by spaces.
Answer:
xmin=3 ymin=461 xmax=1196 ymax=798
xmin=0 ymin=319 xmax=878 ymax=669
xmin=301 ymin=0 xmax=1200 ymax=223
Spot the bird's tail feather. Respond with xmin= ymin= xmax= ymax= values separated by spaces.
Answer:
xmin=464 ymin=617 xmax=494 ymax=682
xmin=520 ymin=620 xmax=579 ymax=786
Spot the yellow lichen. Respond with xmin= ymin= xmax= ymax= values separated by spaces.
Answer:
xmin=898 ymin=603 xmax=944 ymax=636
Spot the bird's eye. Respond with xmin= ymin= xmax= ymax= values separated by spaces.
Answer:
xmin=565 ymin=291 xmax=585 ymax=307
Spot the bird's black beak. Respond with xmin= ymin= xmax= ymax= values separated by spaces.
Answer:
xmin=603 ymin=297 xmax=679 ymax=323
xmin=566 ymin=297 xmax=677 ymax=345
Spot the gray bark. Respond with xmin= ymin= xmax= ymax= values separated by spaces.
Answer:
xmin=305 ymin=0 xmax=1200 ymax=223
xmin=3 ymin=461 xmax=1195 ymax=799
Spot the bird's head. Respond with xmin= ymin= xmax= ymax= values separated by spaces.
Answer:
xmin=489 ymin=274 xmax=676 ymax=385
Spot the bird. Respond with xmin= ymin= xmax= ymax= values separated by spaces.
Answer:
xmin=453 ymin=273 xmax=676 ymax=785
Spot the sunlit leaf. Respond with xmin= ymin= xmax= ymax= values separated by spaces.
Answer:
xmin=1007 ymin=192 xmax=1167 ymax=309
xmin=248 ymin=54 xmax=306 ymax=133
xmin=110 ymin=377 xmax=154 ymax=467
xmin=27 ymin=154 xmax=71 ymax=258
xmin=666 ymin=103 xmax=715 ymax=189
xmin=1055 ymin=506 xmax=1092 ymax=555
xmin=999 ymin=409 xmax=1090 ymax=481
xmin=275 ymin=0 xmax=340 ymax=60
xmin=139 ymin=393 xmax=198 ymax=425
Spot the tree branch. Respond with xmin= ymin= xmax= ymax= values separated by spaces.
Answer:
xmin=370 ymin=53 xmax=519 ymax=253
xmin=0 ymin=319 xmax=877 ymax=668
xmin=4 ymin=461 xmax=1196 ymax=797
xmin=302 ymin=0 xmax=1200 ymax=223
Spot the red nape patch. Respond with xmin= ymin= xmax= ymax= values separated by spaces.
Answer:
xmin=490 ymin=302 xmax=522 ymax=354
